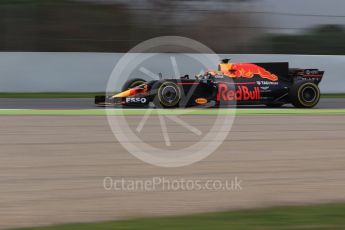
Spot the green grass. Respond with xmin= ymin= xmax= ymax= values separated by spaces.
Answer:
xmin=322 ymin=93 xmax=345 ymax=98
xmin=0 ymin=108 xmax=344 ymax=116
xmin=0 ymin=92 xmax=344 ymax=99
xmin=12 ymin=203 xmax=345 ymax=230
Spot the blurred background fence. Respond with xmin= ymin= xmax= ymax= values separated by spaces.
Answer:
xmin=1 ymin=0 xmax=345 ymax=93
xmin=0 ymin=52 xmax=344 ymax=93
xmin=1 ymin=0 xmax=345 ymax=54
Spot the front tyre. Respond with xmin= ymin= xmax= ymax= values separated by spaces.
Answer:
xmin=122 ymin=78 xmax=146 ymax=91
xmin=153 ymin=81 xmax=182 ymax=108
xmin=289 ymin=81 xmax=320 ymax=108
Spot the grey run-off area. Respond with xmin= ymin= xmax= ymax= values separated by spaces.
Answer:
xmin=0 ymin=115 xmax=344 ymax=229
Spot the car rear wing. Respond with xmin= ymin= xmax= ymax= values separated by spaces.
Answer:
xmin=289 ymin=68 xmax=324 ymax=85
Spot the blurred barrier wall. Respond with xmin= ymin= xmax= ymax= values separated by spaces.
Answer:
xmin=0 ymin=52 xmax=344 ymax=93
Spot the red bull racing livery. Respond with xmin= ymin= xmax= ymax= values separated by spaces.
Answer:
xmin=95 ymin=59 xmax=324 ymax=108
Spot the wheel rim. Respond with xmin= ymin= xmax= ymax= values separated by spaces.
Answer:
xmin=301 ymin=86 xmax=317 ymax=103
xmin=161 ymin=86 xmax=178 ymax=103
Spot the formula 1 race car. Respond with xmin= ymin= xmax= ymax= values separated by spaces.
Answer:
xmin=95 ymin=59 xmax=324 ymax=108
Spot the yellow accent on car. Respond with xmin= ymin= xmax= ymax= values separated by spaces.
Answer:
xmin=112 ymin=89 xmax=134 ymax=98
xmin=218 ymin=63 xmax=233 ymax=72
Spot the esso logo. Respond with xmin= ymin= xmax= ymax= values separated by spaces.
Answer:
xmin=126 ymin=97 xmax=147 ymax=103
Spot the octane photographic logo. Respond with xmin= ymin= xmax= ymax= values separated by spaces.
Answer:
xmin=106 ymin=36 xmax=236 ymax=167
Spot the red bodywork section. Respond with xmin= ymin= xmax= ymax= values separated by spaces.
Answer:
xmin=113 ymin=84 xmax=148 ymax=98
xmin=217 ymin=83 xmax=261 ymax=102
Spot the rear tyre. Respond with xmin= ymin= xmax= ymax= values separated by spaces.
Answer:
xmin=289 ymin=81 xmax=320 ymax=108
xmin=122 ymin=78 xmax=146 ymax=91
xmin=152 ymin=81 xmax=182 ymax=108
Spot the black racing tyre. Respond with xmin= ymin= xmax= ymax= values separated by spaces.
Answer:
xmin=289 ymin=81 xmax=320 ymax=108
xmin=122 ymin=78 xmax=146 ymax=91
xmin=152 ymin=81 xmax=182 ymax=108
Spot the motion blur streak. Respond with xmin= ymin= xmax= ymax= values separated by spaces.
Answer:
xmin=1 ymin=0 xmax=345 ymax=54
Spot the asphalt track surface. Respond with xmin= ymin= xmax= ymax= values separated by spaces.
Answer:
xmin=0 ymin=98 xmax=345 ymax=109
xmin=1 ymin=113 xmax=345 ymax=229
